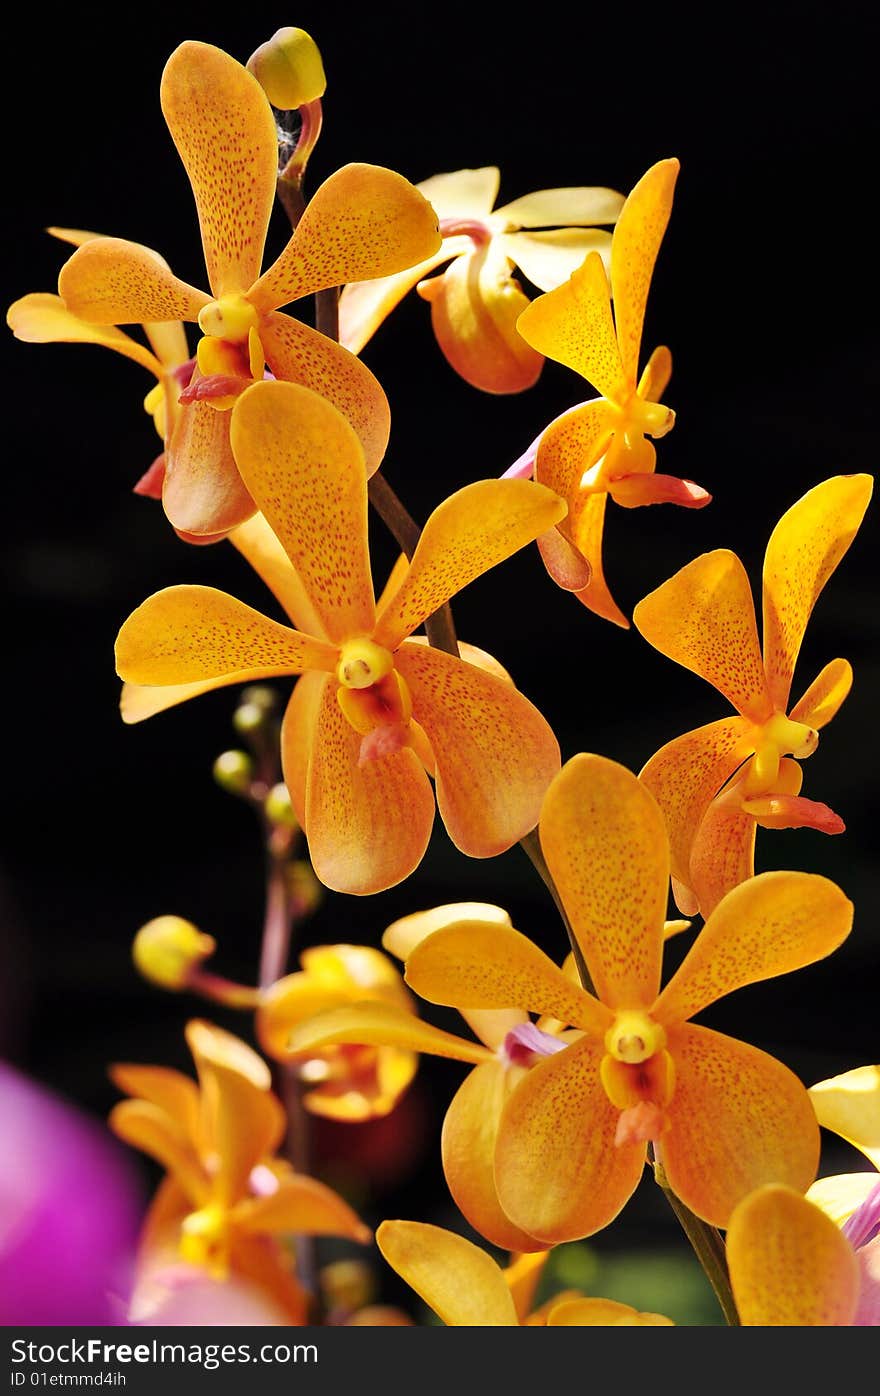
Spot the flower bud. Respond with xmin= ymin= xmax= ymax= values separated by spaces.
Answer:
xmin=213 ymin=749 xmax=254 ymax=796
xmin=265 ymin=782 xmax=298 ymax=828
xmin=241 ymin=685 xmax=278 ymax=714
xmin=233 ymin=702 xmax=268 ymax=737
xmin=133 ymin=916 xmax=216 ymax=991
xmin=320 ymin=1259 xmax=375 ymax=1316
xmin=247 ymin=27 xmax=326 ymax=110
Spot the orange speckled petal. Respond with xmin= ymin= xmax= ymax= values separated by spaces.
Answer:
xmin=58 ymin=237 xmax=209 ymax=325
xmin=304 ymin=679 xmax=435 ymax=895
xmin=282 ymin=1000 xmax=490 ymax=1066
xmin=495 ymin=1036 xmax=646 ymax=1243
xmin=260 ymin=312 xmax=390 ymax=477
xmin=633 ymin=550 xmax=772 ymax=720
xmin=160 ymin=42 xmax=277 ymax=297
xmin=638 ymin=717 xmax=750 ymax=888
xmin=115 ymin=586 xmax=336 ymax=687
xmin=382 ymin=901 xmax=511 ymax=961
xmin=517 ymin=251 xmax=627 ymax=400
xmin=790 ymin=657 xmax=853 ymax=729
xmin=420 ymin=244 xmax=544 ymax=394
xmin=534 ymin=398 xmax=616 ymax=501
xmin=249 ymin=164 xmax=441 ymax=312
xmin=404 ymin=919 xmax=609 ymax=1033
xmin=809 ymin=1064 xmax=880 ymax=1169
xmin=659 ymin=1023 xmax=820 ymax=1227
xmin=762 ymin=475 xmax=873 ymax=710
xmin=163 ymin=395 xmax=256 ymax=537
xmin=497 ymin=228 xmax=613 ymax=293
xmin=120 ymin=678 xmax=245 ymax=724
xmin=375 ymin=479 xmax=566 ymax=649
xmin=539 ymin=754 xmax=668 ymax=1009
xmin=230 ymin=381 xmax=375 ymax=643
xmin=727 ymin=1185 xmax=859 ymax=1326
xmin=229 ymin=513 xmax=326 ymax=637
xmin=443 ymin=1061 xmax=548 ymax=1253
xmin=338 ymin=244 xmax=457 ymax=354
xmin=494 ymin=185 xmax=625 ymax=229
xmin=687 ymin=777 xmax=756 ymax=917
xmin=569 ymin=491 xmax=630 ymax=627
xmin=7 ymin=293 xmax=162 ymax=373
xmin=280 ymin=672 xmax=329 ymax=828
xmin=637 ymin=344 xmax=672 ymax=401
xmin=376 ymin=1221 xmax=518 ymax=1327
xmin=234 ymin=1174 xmax=370 ymax=1243
xmin=610 ymin=160 xmax=679 ymax=384
xmin=536 ymin=527 xmax=592 ymax=591
xmin=653 ymin=871 xmax=853 ymax=1026
xmin=395 ymin=642 xmax=561 ymax=858
xmin=547 ymin=1298 xmax=674 ymax=1326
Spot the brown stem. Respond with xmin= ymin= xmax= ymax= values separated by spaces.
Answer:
xmin=315 ymin=285 xmax=339 ymax=341
xmin=366 ymin=474 xmax=459 ymax=656
xmin=276 ymin=175 xmax=306 ymax=232
xmin=518 ymin=829 xmax=595 ymax=994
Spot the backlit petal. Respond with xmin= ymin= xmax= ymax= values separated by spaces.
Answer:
xmin=229 ymin=513 xmax=326 ymax=637
xmin=610 ymin=160 xmax=679 ymax=384
xmin=727 ymin=1185 xmax=859 ymax=1326
xmin=534 ymin=398 xmax=616 ymax=504
xmin=144 ymin=319 xmax=190 ymax=368
xmin=790 ymin=657 xmax=853 ymax=729
xmin=633 ymin=550 xmax=772 ymax=720
xmin=58 ymin=237 xmax=209 ymax=324
xmin=160 ymin=43 xmax=277 ymax=297
xmin=382 ymin=902 xmax=511 ymax=961
xmin=229 ymin=381 xmax=375 ymax=643
xmin=420 ymin=244 xmax=543 ymax=394
xmin=637 ymin=344 xmax=672 ymax=402
xmin=338 ymin=245 xmax=457 ymax=354
xmin=807 ymin=1173 xmax=880 ymax=1228
xmin=395 ymin=642 xmax=561 ymax=858
xmin=120 ymin=678 xmax=239 ymax=724
xmin=809 ymin=1065 xmax=880 ymax=1169
xmin=569 ymin=491 xmax=629 ymax=627
xmin=163 ymin=394 xmax=255 ymax=537
xmin=116 ymin=586 xmax=337 ymax=687
xmin=687 ymin=777 xmax=756 ymax=916
xmin=249 ymin=164 xmax=441 ymax=311
xmin=498 ymin=228 xmax=613 ymax=293
xmin=376 ymin=1221 xmax=518 ymax=1327
xmin=281 ymin=672 xmax=328 ymax=827
xmin=495 ymin=1036 xmax=645 ymax=1242
xmin=608 ymin=473 xmax=710 ymax=509
xmin=260 ymin=312 xmax=390 ymax=477
xmin=7 ymin=293 xmax=161 ymax=373
xmin=638 ymin=717 xmax=750 ymax=889
xmin=282 ymin=1001 xmax=490 ymax=1067
xmin=234 ymin=1174 xmax=370 ymax=1243
xmin=660 ymin=1023 xmax=819 ymax=1227
xmin=762 ymin=475 xmax=873 ymax=709
xmin=516 ymin=251 xmax=627 ymax=401
xmin=418 ymin=167 xmax=500 ymax=219
xmin=375 ymin=479 xmax=566 ymax=648
xmin=304 ymin=679 xmax=435 ymax=894
xmin=539 ymin=754 xmax=668 ymax=1009
xmin=443 ymin=1061 xmax=547 ymax=1253
xmin=494 ymin=186 xmax=625 ymax=229
xmin=653 ymin=871 xmax=852 ymax=1026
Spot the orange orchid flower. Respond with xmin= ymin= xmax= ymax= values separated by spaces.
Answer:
xmin=257 ymin=943 xmax=419 ymax=1122
xmin=635 ymin=473 xmax=873 ymax=917
xmin=399 ymin=754 xmax=852 ymax=1243
xmin=115 ymin=380 xmax=565 ymax=895
xmin=339 ymin=167 xmax=624 ymax=394
xmin=56 ymin=41 xmax=441 ymax=538
xmin=376 ymin=1221 xmax=673 ymax=1326
xmin=7 ymin=229 xmax=192 ymax=495
xmin=511 ymin=158 xmax=710 ymax=626
xmin=110 ymin=1020 xmax=370 ymax=1324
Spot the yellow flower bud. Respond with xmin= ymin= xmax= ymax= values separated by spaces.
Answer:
xmin=213 ymin=749 xmax=254 ymax=796
xmin=133 ymin=916 xmax=216 ymax=991
xmin=265 ymin=782 xmax=298 ymax=829
xmin=247 ymin=27 xmax=327 ymax=109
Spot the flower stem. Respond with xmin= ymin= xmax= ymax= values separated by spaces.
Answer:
xmin=651 ymin=1148 xmax=740 ymax=1325
xmin=518 ymin=829 xmax=595 ymax=994
xmin=365 ymin=474 xmax=460 ymax=656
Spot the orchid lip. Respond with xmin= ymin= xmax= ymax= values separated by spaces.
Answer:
xmin=501 ymin=1022 xmax=566 ymax=1067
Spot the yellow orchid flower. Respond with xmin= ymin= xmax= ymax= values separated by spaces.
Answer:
xmin=339 ymin=167 xmax=624 ymax=394
xmin=635 ymin=473 xmax=873 ymax=917
xmin=55 ymin=40 xmax=441 ymax=538
xmin=115 ymin=380 xmax=565 ymax=895
xmin=399 ymin=754 xmax=852 ymax=1243
xmin=510 ymin=158 xmax=710 ymax=626
xmin=110 ymin=1019 xmax=370 ymax=1323
xmin=7 ymin=228 xmax=192 ymax=498
xmin=376 ymin=1221 xmax=673 ymax=1326
xmin=257 ymin=943 xmax=419 ymax=1122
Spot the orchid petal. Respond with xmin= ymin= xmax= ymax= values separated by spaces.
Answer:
xmin=727 ymin=1185 xmax=859 ymax=1326
xmin=686 ymin=773 xmax=757 ymax=916
xmin=109 ymin=1101 xmax=207 ymax=1207
xmin=7 ymin=293 xmax=162 ymax=373
xmin=494 ymin=186 xmax=625 ymax=229
xmin=160 ymin=42 xmax=277 ymax=297
xmin=162 ymin=394 xmax=255 ymax=537
xmin=338 ymin=244 xmax=457 ymax=354
xmin=58 ymin=237 xmax=209 ymax=325
xmin=303 ymin=679 xmax=435 ymax=894
xmin=638 ymin=717 xmax=750 ymax=890
xmin=809 ymin=1065 xmax=880 ymax=1169
xmin=790 ymin=657 xmax=853 ymax=729
xmin=282 ymin=1001 xmax=490 ymax=1067
xmin=281 ymin=672 xmax=329 ymax=827
xmin=534 ymin=398 xmax=616 ymax=503
xmin=395 ymin=642 xmax=561 ymax=858
xmin=144 ymin=320 xmax=190 ymax=368
xmin=546 ymin=1298 xmax=673 ymax=1326
xmin=120 ymin=678 xmax=239 ymax=724
xmin=569 ymin=492 xmax=630 ymax=627
xmin=249 ymin=164 xmax=441 ymax=312
xmin=375 ymin=479 xmax=565 ymax=649
xmin=376 ymin=1221 xmax=518 ymax=1326
xmin=808 ymin=1172 xmax=880 ymax=1228
xmin=495 ymin=1036 xmax=645 ymax=1243
xmin=504 ymin=1251 xmax=550 ymax=1321
xmin=230 ymin=381 xmax=375 ymax=643
xmin=234 ymin=1174 xmax=370 ymax=1243
xmin=516 ymin=251 xmax=627 ymax=401
xmin=743 ymin=793 xmax=845 ymax=832
xmin=607 ymin=473 xmax=711 ymax=509
xmin=762 ymin=474 xmax=873 ymax=710
xmin=229 ymin=513 xmax=327 ymax=637
xmin=610 ymin=159 xmax=679 ymax=384
xmin=637 ymin=344 xmax=672 ymax=402
xmin=633 ymin=550 xmax=772 ymax=720
xmin=660 ymin=1023 xmax=819 ymax=1227
xmin=260 ymin=312 xmax=390 ymax=477
xmin=115 ymin=585 xmax=336 ymax=687
xmin=110 ymin=1065 xmax=201 ymax=1144
xmin=382 ymin=901 xmax=511 ymax=962
xmin=419 ymin=166 xmax=500 ymax=218
xmin=536 ymin=527 xmax=592 ymax=591
xmin=539 ymin=754 xmax=668 ymax=1009
xmin=654 ymin=871 xmax=852 ymax=1026
xmin=498 ymin=228 xmax=613 ymax=293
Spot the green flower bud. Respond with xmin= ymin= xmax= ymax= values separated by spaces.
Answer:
xmin=133 ymin=916 xmax=215 ymax=991
xmin=213 ymin=749 xmax=254 ymax=796
xmin=265 ymin=781 xmax=298 ymax=829
xmin=247 ymin=27 xmax=326 ymax=110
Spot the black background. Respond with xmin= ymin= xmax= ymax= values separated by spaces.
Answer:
xmin=4 ymin=0 xmax=878 ymax=1316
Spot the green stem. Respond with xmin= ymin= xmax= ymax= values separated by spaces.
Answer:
xmin=652 ymin=1149 xmax=740 ymax=1325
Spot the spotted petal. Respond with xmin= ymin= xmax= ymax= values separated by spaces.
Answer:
xmin=229 ymin=513 xmax=326 ymax=637
xmin=7 ymin=293 xmax=161 ymax=373
xmin=790 ymin=657 xmax=853 ymax=729
xmin=163 ymin=393 xmax=256 ymax=537
xmin=687 ymin=775 xmax=757 ymax=916
xmin=58 ymin=237 xmax=209 ymax=325
xmin=282 ymin=1000 xmax=491 ymax=1067
xmin=610 ymin=159 xmax=679 ymax=384
xmin=517 ymin=251 xmax=627 ymax=402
